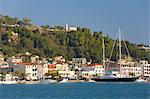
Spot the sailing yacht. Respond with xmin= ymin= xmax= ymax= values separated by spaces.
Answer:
xmin=92 ymin=28 xmax=138 ymax=82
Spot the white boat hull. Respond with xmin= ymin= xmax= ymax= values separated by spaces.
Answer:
xmin=0 ymin=81 xmax=17 ymax=84
xmin=59 ymin=79 xmax=68 ymax=83
xmin=135 ymin=79 xmax=146 ymax=82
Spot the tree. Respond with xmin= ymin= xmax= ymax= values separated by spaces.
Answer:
xmin=23 ymin=17 xmax=31 ymax=26
xmin=1 ymin=15 xmax=150 ymax=63
xmin=7 ymin=29 xmax=12 ymax=42
xmin=13 ymin=71 xmax=20 ymax=77
xmin=50 ymin=71 xmax=60 ymax=80
xmin=19 ymin=73 xmax=27 ymax=80
xmin=13 ymin=18 xmax=18 ymax=25
xmin=1 ymin=73 xmax=6 ymax=81
xmin=129 ymin=72 xmax=135 ymax=77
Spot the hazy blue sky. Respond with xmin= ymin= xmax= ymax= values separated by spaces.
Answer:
xmin=0 ymin=0 xmax=150 ymax=45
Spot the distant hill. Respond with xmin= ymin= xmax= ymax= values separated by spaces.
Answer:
xmin=0 ymin=15 xmax=150 ymax=62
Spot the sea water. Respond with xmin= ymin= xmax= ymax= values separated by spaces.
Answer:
xmin=0 ymin=82 xmax=149 ymax=99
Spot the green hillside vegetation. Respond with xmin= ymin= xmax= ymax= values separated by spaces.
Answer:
xmin=0 ymin=15 xmax=150 ymax=62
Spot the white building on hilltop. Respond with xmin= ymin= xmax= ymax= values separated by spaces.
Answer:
xmin=65 ymin=24 xmax=77 ymax=31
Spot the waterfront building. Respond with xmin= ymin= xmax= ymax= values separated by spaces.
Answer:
xmin=72 ymin=58 xmax=87 ymax=66
xmin=30 ymin=55 xmax=39 ymax=63
xmin=37 ymin=63 xmax=48 ymax=80
xmin=55 ymin=63 xmax=69 ymax=71
xmin=48 ymin=63 xmax=56 ymax=72
xmin=81 ymin=64 xmax=95 ymax=78
xmin=0 ymin=55 xmax=13 ymax=73
xmin=82 ymin=71 xmax=95 ymax=78
xmin=10 ymin=56 xmax=22 ymax=63
xmin=14 ymin=63 xmax=38 ymax=80
xmin=14 ymin=62 xmax=48 ymax=80
xmin=92 ymin=64 xmax=105 ymax=76
xmin=81 ymin=64 xmax=105 ymax=78
xmin=106 ymin=60 xmax=142 ymax=77
xmin=0 ymin=61 xmax=13 ymax=73
xmin=106 ymin=61 xmax=119 ymax=72
xmin=140 ymin=60 xmax=150 ymax=77
xmin=58 ymin=70 xmax=77 ymax=79
xmin=54 ymin=56 xmax=66 ymax=63
xmin=119 ymin=60 xmax=141 ymax=77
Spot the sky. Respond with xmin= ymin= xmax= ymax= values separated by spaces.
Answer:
xmin=0 ymin=0 xmax=150 ymax=45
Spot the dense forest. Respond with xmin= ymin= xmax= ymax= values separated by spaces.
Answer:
xmin=0 ymin=15 xmax=150 ymax=62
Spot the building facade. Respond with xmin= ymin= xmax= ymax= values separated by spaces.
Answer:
xmin=119 ymin=60 xmax=141 ymax=77
xmin=140 ymin=60 xmax=150 ymax=77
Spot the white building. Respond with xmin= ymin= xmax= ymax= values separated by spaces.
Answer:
xmin=24 ymin=63 xmax=38 ymax=80
xmin=14 ymin=63 xmax=48 ymax=80
xmin=54 ymin=56 xmax=65 ymax=63
xmin=82 ymin=71 xmax=95 ymax=78
xmin=31 ymin=55 xmax=39 ymax=63
xmin=55 ymin=63 xmax=69 ymax=71
xmin=119 ymin=60 xmax=141 ymax=77
xmin=140 ymin=60 xmax=150 ymax=77
xmin=81 ymin=64 xmax=105 ymax=78
xmin=69 ymin=26 xmax=77 ymax=31
xmin=58 ymin=71 xmax=76 ymax=79
xmin=140 ymin=46 xmax=150 ymax=52
xmin=0 ymin=57 xmax=13 ymax=73
xmin=72 ymin=58 xmax=87 ymax=66
xmin=92 ymin=64 xmax=105 ymax=76
xmin=65 ymin=24 xmax=77 ymax=31
xmin=37 ymin=63 xmax=48 ymax=79
xmin=0 ymin=61 xmax=9 ymax=68
xmin=65 ymin=24 xmax=69 ymax=31
xmin=11 ymin=57 xmax=22 ymax=63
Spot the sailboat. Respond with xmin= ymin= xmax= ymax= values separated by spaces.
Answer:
xmin=92 ymin=28 xmax=138 ymax=82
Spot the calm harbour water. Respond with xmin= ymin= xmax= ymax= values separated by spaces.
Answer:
xmin=0 ymin=82 xmax=150 ymax=99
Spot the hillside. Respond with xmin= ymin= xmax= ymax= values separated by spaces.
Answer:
xmin=0 ymin=15 xmax=150 ymax=62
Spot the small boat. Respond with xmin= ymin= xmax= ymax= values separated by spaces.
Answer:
xmin=59 ymin=78 xmax=68 ymax=83
xmin=88 ymin=79 xmax=95 ymax=82
xmin=135 ymin=78 xmax=147 ymax=82
xmin=41 ymin=79 xmax=57 ymax=84
xmin=135 ymin=79 xmax=145 ymax=82
xmin=0 ymin=80 xmax=17 ymax=84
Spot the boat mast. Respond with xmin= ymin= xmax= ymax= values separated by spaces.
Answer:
xmin=118 ymin=28 xmax=122 ymax=63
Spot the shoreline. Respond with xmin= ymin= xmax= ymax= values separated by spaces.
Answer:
xmin=1 ymin=80 xmax=150 ymax=85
